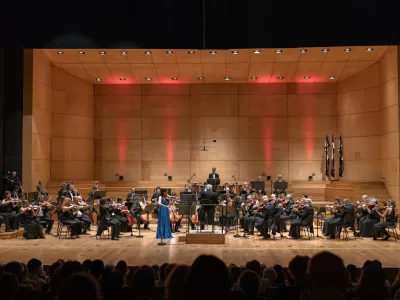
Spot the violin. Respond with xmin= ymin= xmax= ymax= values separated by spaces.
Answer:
xmin=293 ymin=204 xmax=305 ymax=211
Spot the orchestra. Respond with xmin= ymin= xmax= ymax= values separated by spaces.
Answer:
xmin=0 ymin=169 xmax=397 ymax=244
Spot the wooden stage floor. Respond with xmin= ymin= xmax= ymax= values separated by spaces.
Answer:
xmin=1 ymin=225 xmax=400 ymax=268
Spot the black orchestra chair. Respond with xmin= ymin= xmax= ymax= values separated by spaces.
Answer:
xmin=57 ymin=212 xmax=72 ymax=239
xmin=15 ymin=215 xmax=24 ymax=239
xmin=386 ymin=215 xmax=399 ymax=242
xmin=95 ymin=225 xmax=110 ymax=240
xmin=300 ymin=217 xmax=314 ymax=240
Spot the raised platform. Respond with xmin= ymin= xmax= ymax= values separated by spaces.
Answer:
xmin=0 ymin=229 xmax=24 ymax=239
xmin=183 ymin=230 xmax=225 ymax=244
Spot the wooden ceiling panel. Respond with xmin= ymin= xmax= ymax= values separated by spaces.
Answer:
xmin=250 ymin=49 xmax=276 ymax=63
xmin=57 ymin=64 xmax=92 ymax=83
xmin=294 ymin=62 xmax=322 ymax=82
xmin=175 ymin=50 xmax=201 ymax=63
xmin=76 ymin=50 xmax=105 ymax=63
xmin=275 ymin=48 xmax=302 ymax=62
xmin=370 ymin=46 xmax=389 ymax=60
xmin=154 ymin=63 xmax=180 ymax=83
xmin=125 ymin=50 xmax=153 ymax=64
xmin=299 ymin=47 xmax=329 ymax=62
xmin=271 ymin=62 xmax=298 ymax=82
xmin=348 ymin=47 xmax=378 ymax=61
xmin=339 ymin=61 xmax=376 ymax=80
xmin=84 ymin=64 xmax=114 ymax=84
xmin=200 ymin=50 xmax=227 ymax=63
xmin=44 ymin=49 xmax=81 ymax=64
xmin=150 ymin=50 xmax=177 ymax=63
xmin=323 ymin=47 xmax=353 ymax=62
xmin=225 ymin=63 xmax=250 ymax=82
xmin=316 ymin=61 xmax=346 ymax=82
xmin=225 ymin=49 xmax=251 ymax=63
xmin=202 ymin=63 xmax=226 ymax=83
xmin=107 ymin=64 xmax=137 ymax=84
xmin=130 ymin=64 xmax=158 ymax=84
xmin=248 ymin=62 xmax=274 ymax=82
xmin=178 ymin=64 xmax=203 ymax=83
xmin=100 ymin=49 xmax=129 ymax=63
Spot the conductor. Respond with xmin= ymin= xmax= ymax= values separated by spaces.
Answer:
xmin=208 ymin=167 xmax=219 ymax=179
xmin=198 ymin=184 xmax=218 ymax=230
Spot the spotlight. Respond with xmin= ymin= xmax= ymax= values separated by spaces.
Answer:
xmin=119 ymin=78 xmax=126 ymax=81
xmin=344 ymin=48 xmax=352 ymax=52
xmin=253 ymin=50 xmax=261 ymax=54
xmin=172 ymin=77 xmax=178 ymax=80
xmin=366 ymin=47 xmax=374 ymax=52
xmin=251 ymin=76 xmax=257 ymax=80
xmin=188 ymin=51 xmax=195 ymax=54
xmin=77 ymin=51 xmax=85 ymax=55
xmin=300 ymin=49 xmax=307 ymax=53
xmin=120 ymin=51 xmax=128 ymax=55
xmin=210 ymin=50 xmax=217 ymax=55
xmin=276 ymin=49 xmax=283 ymax=54
xmin=277 ymin=76 xmax=284 ymax=79
xmin=145 ymin=77 xmax=152 ymax=81
xmin=329 ymin=76 xmax=336 ymax=80
xmin=224 ymin=77 xmax=231 ymax=81
xmin=95 ymin=78 xmax=101 ymax=82
xmin=144 ymin=51 xmax=152 ymax=55
xmin=308 ymin=175 xmax=313 ymax=181
xmin=166 ymin=50 xmax=173 ymax=54
xmin=322 ymin=48 xmax=330 ymax=53
xmin=56 ymin=51 xmax=64 ymax=55
xmin=304 ymin=76 xmax=310 ymax=79
xmin=99 ymin=51 xmax=106 ymax=55
xmin=231 ymin=50 xmax=239 ymax=55
xmin=197 ymin=77 xmax=204 ymax=80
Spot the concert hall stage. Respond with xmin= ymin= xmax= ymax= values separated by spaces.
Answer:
xmin=1 ymin=224 xmax=400 ymax=268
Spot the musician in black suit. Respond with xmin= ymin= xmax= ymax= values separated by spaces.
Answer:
xmin=151 ymin=187 xmax=161 ymax=218
xmin=3 ymin=171 xmax=20 ymax=193
xmin=273 ymin=174 xmax=287 ymax=194
xmin=276 ymin=194 xmax=295 ymax=233
xmin=58 ymin=183 xmax=67 ymax=202
xmin=63 ymin=184 xmax=78 ymax=199
xmin=96 ymin=197 xmax=121 ymax=240
xmin=132 ymin=196 xmax=149 ymax=230
xmin=208 ymin=168 xmax=219 ymax=179
xmin=327 ymin=198 xmax=355 ymax=239
xmin=125 ymin=187 xmax=137 ymax=210
xmin=288 ymin=199 xmax=314 ymax=239
xmin=184 ymin=184 xmax=194 ymax=193
xmin=198 ymin=184 xmax=218 ymax=230
xmin=255 ymin=197 xmax=278 ymax=238
xmin=240 ymin=182 xmax=250 ymax=194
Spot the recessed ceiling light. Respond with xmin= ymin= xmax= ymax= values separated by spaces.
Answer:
xmin=188 ymin=51 xmax=195 ymax=54
xmin=95 ymin=78 xmax=101 ymax=82
xmin=251 ymin=76 xmax=257 ymax=80
xmin=322 ymin=48 xmax=329 ymax=53
xmin=344 ymin=48 xmax=352 ymax=52
xmin=119 ymin=78 xmax=126 ymax=81
xmin=197 ymin=77 xmax=204 ymax=80
xmin=166 ymin=51 xmax=173 ymax=54
xmin=56 ymin=51 xmax=63 ymax=55
xmin=77 ymin=51 xmax=85 ymax=55
xmin=99 ymin=51 xmax=106 ymax=55
xmin=304 ymin=76 xmax=311 ymax=79
xmin=224 ymin=77 xmax=231 ymax=81
xmin=253 ymin=50 xmax=261 ymax=54
xmin=277 ymin=76 xmax=284 ymax=80
xmin=276 ymin=49 xmax=283 ymax=54
xmin=300 ymin=49 xmax=307 ymax=53
xmin=231 ymin=50 xmax=239 ymax=55
xmin=145 ymin=77 xmax=152 ymax=81
xmin=144 ymin=51 xmax=152 ymax=55
xmin=210 ymin=50 xmax=217 ymax=55
xmin=121 ymin=51 xmax=128 ymax=55
xmin=366 ymin=47 xmax=374 ymax=52
xmin=172 ymin=77 xmax=178 ymax=80
xmin=329 ymin=76 xmax=336 ymax=80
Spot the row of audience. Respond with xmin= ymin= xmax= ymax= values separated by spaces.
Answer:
xmin=1 ymin=252 xmax=400 ymax=300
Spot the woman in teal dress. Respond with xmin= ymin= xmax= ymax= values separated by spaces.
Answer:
xmin=156 ymin=189 xmax=174 ymax=239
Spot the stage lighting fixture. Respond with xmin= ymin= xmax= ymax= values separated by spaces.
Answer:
xmin=168 ymin=176 xmax=172 ymax=181
xmin=99 ymin=51 xmax=106 ymax=55
xmin=344 ymin=48 xmax=352 ymax=52
xmin=197 ymin=77 xmax=204 ymax=80
xmin=322 ymin=48 xmax=329 ymax=53
xmin=144 ymin=51 xmax=152 ymax=55
xmin=231 ymin=50 xmax=239 ymax=55
xmin=166 ymin=50 xmax=173 ymax=54
xmin=300 ymin=49 xmax=307 ymax=53
xmin=172 ymin=77 xmax=178 ymax=80
xmin=145 ymin=77 xmax=152 ymax=81
xmin=95 ymin=78 xmax=101 ymax=82
xmin=276 ymin=49 xmax=283 ymax=54
xmin=304 ymin=76 xmax=310 ymax=79
xmin=57 ymin=51 xmax=64 ymax=55
xmin=266 ymin=175 xmax=271 ymax=180
xmin=329 ymin=76 xmax=336 ymax=80
xmin=366 ymin=48 xmax=374 ymax=52
xmin=77 ymin=51 xmax=85 ymax=55
xmin=188 ymin=51 xmax=195 ymax=54
xmin=224 ymin=77 xmax=231 ymax=81
xmin=119 ymin=78 xmax=126 ymax=81
xmin=253 ymin=50 xmax=261 ymax=54
xmin=120 ymin=51 xmax=128 ymax=55
xmin=308 ymin=175 xmax=313 ymax=181
xmin=210 ymin=50 xmax=217 ymax=55
xmin=251 ymin=76 xmax=257 ymax=80
xmin=119 ymin=176 xmax=124 ymax=181
xmin=277 ymin=76 xmax=284 ymax=79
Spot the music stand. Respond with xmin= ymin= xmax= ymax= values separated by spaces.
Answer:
xmin=94 ymin=191 xmax=107 ymax=199
xmin=142 ymin=204 xmax=155 ymax=232
xmin=207 ymin=178 xmax=220 ymax=186
xmin=273 ymin=181 xmax=288 ymax=192
xmin=251 ymin=181 xmax=265 ymax=191
xmin=136 ymin=190 xmax=147 ymax=195
xmin=176 ymin=203 xmax=192 ymax=234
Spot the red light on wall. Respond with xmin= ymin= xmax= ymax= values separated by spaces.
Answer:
xmin=117 ymin=120 xmax=127 ymax=175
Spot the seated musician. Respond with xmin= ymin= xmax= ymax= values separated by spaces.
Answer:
xmin=72 ymin=196 xmax=91 ymax=235
xmin=125 ymin=187 xmax=137 ymax=211
xmin=13 ymin=184 xmax=24 ymax=200
xmin=198 ymin=184 xmax=218 ymax=230
xmin=355 ymin=195 xmax=369 ymax=233
xmin=169 ymin=197 xmax=183 ymax=233
xmin=288 ymin=199 xmax=314 ymax=239
xmin=34 ymin=184 xmax=48 ymax=202
xmin=35 ymin=194 xmax=54 ymax=235
xmin=96 ymin=197 xmax=121 ymax=240
xmin=57 ymin=183 xmax=67 ymax=203
xmin=185 ymin=184 xmax=194 ymax=193
xmin=241 ymin=182 xmax=250 ymax=194
xmin=240 ymin=195 xmax=258 ymax=235
xmin=322 ymin=197 xmax=341 ymax=236
xmin=63 ymin=183 xmax=78 ymax=199
xmin=1 ymin=191 xmax=19 ymax=230
xmin=111 ymin=197 xmax=129 ymax=233
xmin=132 ymin=196 xmax=149 ymax=230
xmin=87 ymin=186 xmax=98 ymax=205
xmin=326 ymin=198 xmax=355 ymax=239
xmin=255 ymin=196 xmax=278 ymax=239
xmin=219 ymin=195 xmax=235 ymax=232
xmin=273 ymin=174 xmax=287 ymax=194
xmin=358 ymin=197 xmax=380 ymax=237
xmin=60 ymin=198 xmax=83 ymax=239
xmin=276 ymin=194 xmax=295 ymax=233
xmin=373 ymin=199 xmax=396 ymax=240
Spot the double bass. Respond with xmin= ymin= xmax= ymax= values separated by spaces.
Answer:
xmin=169 ymin=199 xmax=182 ymax=223
xmin=139 ymin=196 xmax=153 ymax=223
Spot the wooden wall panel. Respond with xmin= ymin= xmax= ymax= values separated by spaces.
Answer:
xmin=190 ymin=95 xmax=238 ymax=117
xmin=239 ymin=161 xmax=289 ymax=182
xmin=94 ymin=118 xmax=141 ymax=139
xmin=52 ymin=90 xmax=94 ymax=117
xmin=340 ymin=161 xmax=382 ymax=181
xmin=148 ymin=161 xmax=191 ymax=181
xmin=379 ymin=46 xmax=398 ymax=85
xmin=342 ymin=137 xmax=381 ymax=160
xmin=288 ymin=139 xmax=325 ymax=161
xmin=51 ymin=137 xmax=94 ymax=161
xmin=52 ymin=114 xmax=94 ymax=138
xmin=142 ymin=117 xmax=191 ymax=139
xmin=289 ymin=161 xmax=326 ymax=181
xmin=238 ymin=95 xmax=287 ymax=116
xmin=191 ymin=117 xmax=238 ymax=139
xmin=94 ymin=84 xmax=141 ymax=96
xmin=142 ymin=139 xmax=190 ymax=161
xmin=32 ymin=108 xmax=52 ymax=136
xmin=53 ymin=66 xmax=93 ymax=95
xmin=380 ymin=79 xmax=398 ymax=109
xmin=381 ymin=105 xmax=399 ymax=134
xmin=33 ymin=82 xmax=52 ymax=111
xmin=338 ymin=63 xmax=380 ymax=93
xmin=142 ymin=96 xmax=190 ymax=117
xmin=94 ymin=96 xmax=141 ymax=118
xmin=238 ymin=117 xmax=288 ymax=139
xmin=337 ymin=88 xmax=380 ymax=115
xmin=32 ymin=133 xmax=51 ymax=161
xmin=95 ymin=161 xmax=142 ymax=181
xmin=191 ymin=139 xmax=240 ymax=161
xmin=190 ymin=162 xmax=240 ymax=183
xmin=338 ymin=112 xmax=381 ymax=137
xmin=94 ymin=139 xmax=141 ymax=161
xmin=51 ymin=161 xmax=94 ymax=180
xmin=288 ymin=94 xmax=337 ymax=116
xmin=288 ymin=116 xmax=337 ymax=139
xmin=239 ymin=139 xmax=288 ymax=161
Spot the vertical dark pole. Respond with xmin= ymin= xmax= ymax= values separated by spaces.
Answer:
xmin=0 ymin=48 xmax=4 ymax=193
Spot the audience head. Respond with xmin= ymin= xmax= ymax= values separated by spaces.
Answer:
xmin=356 ymin=265 xmax=387 ymax=297
xmin=132 ymin=265 xmax=156 ymax=296
xmin=158 ymin=263 xmax=168 ymax=283
xmin=165 ymin=263 xmax=177 ymax=279
xmin=59 ymin=273 xmax=98 ymax=300
xmin=82 ymin=260 xmax=92 ymax=273
xmin=116 ymin=260 xmax=128 ymax=276
xmin=248 ymin=260 xmax=261 ymax=276
xmin=239 ymin=270 xmax=260 ymax=297
xmin=27 ymin=258 xmax=42 ymax=275
xmin=90 ymin=259 xmax=105 ymax=279
xmin=229 ymin=265 xmax=241 ymax=284
xmin=263 ymin=267 xmax=277 ymax=283
xmin=273 ymin=264 xmax=285 ymax=284
xmin=165 ymin=265 xmax=190 ymax=300
xmin=0 ymin=273 xmax=19 ymax=300
xmin=4 ymin=262 xmax=23 ymax=283
xmin=288 ymin=255 xmax=309 ymax=285
xmin=346 ymin=264 xmax=357 ymax=283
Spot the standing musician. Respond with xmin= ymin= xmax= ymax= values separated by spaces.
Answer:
xmin=288 ymin=199 xmax=314 ymax=239
xmin=87 ymin=186 xmax=98 ymax=204
xmin=34 ymin=182 xmax=48 ymax=202
xmin=18 ymin=200 xmax=44 ymax=239
xmin=151 ymin=187 xmax=162 ymax=218
xmin=60 ymin=198 xmax=83 ymax=239
xmin=327 ymin=198 xmax=355 ymax=239
xmin=132 ymin=195 xmax=150 ymax=230
xmin=1 ymin=191 xmax=20 ymax=230
xmin=219 ymin=195 xmax=236 ymax=232
xmin=208 ymin=167 xmax=219 ymax=179
xmin=35 ymin=194 xmax=54 ymax=235
xmin=198 ymin=184 xmax=218 ymax=230
xmin=96 ymin=197 xmax=121 ymax=240
xmin=72 ymin=196 xmax=91 ymax=235
xmin=125 ymin=187 xmax=137 ymax=210
xmin=58 ymin=183 xmax=67 ymax=202
xmin=63 ymin=183 xmax=79 ymax=199
xmin=255 ymin=196 xmax=278 ymax=239
xmin=373 ymin=199 xmax=396 ymax=240
xmin=3 ymin=171 xmax=21 ymax=193
xmin=273 ymin=174 xmax=287 ymax=194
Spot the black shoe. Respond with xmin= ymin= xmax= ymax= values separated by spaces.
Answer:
xmin=45 ymin=232 xmax=51 ymax=235
xmin=112 ymin=237 xmax=120 ymax=240
xmin=373 ymin=237 xmax=377 ymax=240
xmin=383 ymin=235 xmax=390 ymax=241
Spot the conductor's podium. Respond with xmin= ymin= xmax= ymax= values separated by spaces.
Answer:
xmin=178 ymin=230 xmax=225 ymax=244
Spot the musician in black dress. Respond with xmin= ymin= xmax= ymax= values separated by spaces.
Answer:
xmin=323 ymin=197 xmax=342 ymax=236
xmin=288 ymin=199 xmax=314 ymax=239
xmin=198 ymin=184 xmax=218 ymax=230
xmin=151 ymin=187 xmax=161 ymax=218
xmin=113 ymin=197 xmax=129 ymax=232
xmin=72 ymin=196 xmax=91 ymax=234
xmin=35 ymin=194 xmax=54 ymax=235
xmin=1 ymin=191 xmax=19 ymax=230
xmin=255 ymin=197 xmax=278 ymax=238
xmin=60 ymin=198 xmax=83 ymax=239
xmin=132 ymin=196 xmax=149 ymax=230
xmin=358 ymin=198 xmax=380 ymax=237
xmin=97 ymin=197 xmax=121 ymax=240
xmin=19 ymin=201 xmax=44 ymax=239
xmin=373 ymin=199 xmax=396 ymax=240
